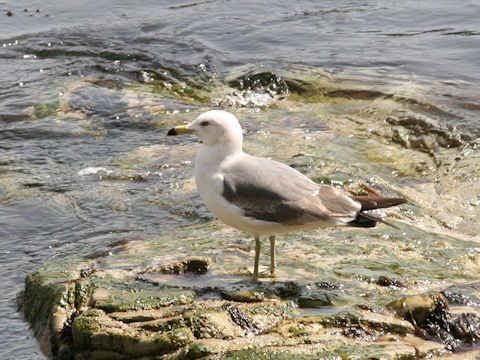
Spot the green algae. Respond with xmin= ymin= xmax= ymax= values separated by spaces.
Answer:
xmin=185 ymin=311 xmax=238 ymax=339
xmin=166 ymin=328 xmax=194 ymax=348
xmin=92 ymin=286 xmax=195 ymax=313
xmin=72 ymin=310 xmax=102 ymax=350
xmin=139 ymin=315 xmax=186 ymax=332
xmin=288 ymin=324 xmax=310 ymax=337
xmin=33 ymin=102 xmax=59 ymax=119
xmin=247 ymin=303 xmax=288 ymax=317
xmin=73 ymin=309 xmax=194 ymax=356
xmin=177 ymin=342 xmax=220 ymax=360
xmin=19 ymin=257 xmax=95 ymax=355
xmin=333 ymin=344 xmax=391 ymax=360
xmin=75 ymin=278 xmax=91 ymax=309
xmin=223 ymin=348 xmax=318 ymax=360
xmin=24 ymin=256 xmax=94 ymax=287
xmin=223 ymin=290 xmax=266 ymax=303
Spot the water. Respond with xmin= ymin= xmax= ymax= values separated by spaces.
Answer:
xmin=1 ymin=0 xmax=479 ymax=358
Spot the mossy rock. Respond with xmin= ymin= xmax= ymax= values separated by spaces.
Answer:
xmin=92 ymin=287 xmax=194 ymax=312
xmin=223 ymin=289 xmax=266 ymax=303
xmin=297 ymin=291 xmax=343 ymax=308
xmin=175 ymin=342 xmax=220 ymax=360
xmin=185 ymin=310 xmax=244 ymax=339
xmin=90 ymin=277 xmax=195 ymax=313
xmin=223 ymin=348 xmax=316 ymax=360
xmin=159 ymin=256 xmax=212 ymax=275
xmin=75 ymin=278 xmax=92 ymax=309
xmin=72 ymin=310 xmax=102 ymax=350
xmin=19 ymin=256 xmax=94 ymax=356
xmin=313 ymin=309 xmax=414 ymax=335
xmin=288 ymin=324 xmax=310 ymax=337
xmin=138 ymin=315 xmax=186 ymax=332
xmin=387 ymin=294 xmax=443 ymax=324
xmin=19 ymin=255 xmax=452 ymax=360
xmin=73 ymin=309 xmax=194 ymax=357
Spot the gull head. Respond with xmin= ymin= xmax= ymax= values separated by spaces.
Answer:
xmin=168 ymin=110 xmax=243 ymax=148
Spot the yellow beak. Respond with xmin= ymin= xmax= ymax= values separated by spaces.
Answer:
xmin=167 ymin=125 xmax=194 ymax=136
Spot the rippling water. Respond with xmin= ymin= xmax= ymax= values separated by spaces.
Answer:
xmin=1 ymin=0 xmax=479 ymax=358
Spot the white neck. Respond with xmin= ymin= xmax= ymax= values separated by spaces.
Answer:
xmin=196 ymin=140 xmax=243 ymax=167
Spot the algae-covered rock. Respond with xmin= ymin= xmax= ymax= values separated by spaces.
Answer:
xmin=388 ymin=294 xmax=443 ymax=324
xmin=222 ymin=348 xmax=316 ymax=360
xmin=186 ymin=310 xmax=245 ymax=339
xmin=158 ymin=256 xmax=213 ymax=275
xmin=179 ymin=342 xmax=220 ymax=359
xmin=72 ymin=309 xmax=194 ymax=358
xmin=222 ymin=289 xmax=266 ymax=303
xmin=296 ymin=290 xmax=348 ymax=308
xmin=307 ymin=309 xmax=415 ymax=336
xmin=71 ymin=310 xmax=102 ymax=350
xmin=21 ymin=254 xmax=476 ymax=360
xmin=19 ymin=256 xmax=95 ymax=357
xmin=387 ymin=293 xmax=480 ymax=351
xmin=91 ymin=285 xmax=195 ymax=313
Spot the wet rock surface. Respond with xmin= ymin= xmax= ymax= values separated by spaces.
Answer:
xmin=19 ymin=253 xmax=480 ymax=360
xmin=389 ymin=292 xmax=480 ymax=352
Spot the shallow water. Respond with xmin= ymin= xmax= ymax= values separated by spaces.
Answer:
xmin=1 ymin=0 xmax=479 ymax=358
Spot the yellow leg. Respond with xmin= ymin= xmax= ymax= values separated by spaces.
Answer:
xmin=269 ymin=235 xmax=276 ymax=275
xmin=252 ymin=236 xmax=261 ymax=282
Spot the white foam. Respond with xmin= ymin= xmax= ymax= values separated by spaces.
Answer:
xmin=77 ymin=167 xmax=113 ymax=176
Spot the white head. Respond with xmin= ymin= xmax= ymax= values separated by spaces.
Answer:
xmin=187 ymin=110 xmax=243 ymax=149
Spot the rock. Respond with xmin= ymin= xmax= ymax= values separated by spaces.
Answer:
xmin=186 ymin=309 xmax=245 ymax=338
xmin=297 ymin=291 xmax=342 ymax=308
xmin=72 ymin=309 xmax=194 ymax=358
xmin=223 ymin=304 xmax=260 ymax=334
xmin=310 ymin=309 xmax=414 ymax=336
xmin=90 ymin=277 xmax=195 ymax=313
xmin=222 ymin=289 xmax=266 ymax=303
xmin=222 ymin=281 xmax=308 ymax=302
xmin=75 ymin=278 xmax=91 ymax=310
xmin=388 ymin=294 xmax=443 ymax=324
xmin=388 ymin=292 xmax=480 ymax=351
xmin=157 ymin=256 xmax=212 ymax=275
xmin=20 ymin=256 xmax=474 ymax=359
xmin=442 ymin=283 xmax=480 ymax=307
xmin=450 ymin=313 xmax=480 ymax=344
xmin=178 ymin=342 xmax=220 ymax=360
xmin=376 ymin=275 xmax=408 ymax=288
xmin=18 ymin=257 xmax=95 ymax=357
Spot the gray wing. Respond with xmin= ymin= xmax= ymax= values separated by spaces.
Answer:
xmin=221 ymin=154 xmax=361 ymax=225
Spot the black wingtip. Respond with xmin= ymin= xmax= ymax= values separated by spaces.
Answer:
xmin=167 ymin=128 xmax=177 ymax=136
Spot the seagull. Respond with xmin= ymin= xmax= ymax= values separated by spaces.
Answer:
xmin=167 ymin=110 xmax=407 ymax=281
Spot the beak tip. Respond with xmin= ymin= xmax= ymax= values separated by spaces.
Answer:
xmin=167 ymin=128 xmax=177 ymax=136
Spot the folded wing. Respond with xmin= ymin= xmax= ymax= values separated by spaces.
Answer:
xmin=221 ymin=154 xmax=363 ymax=226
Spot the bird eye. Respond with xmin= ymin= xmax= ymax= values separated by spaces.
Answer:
xmin=200 ymin=121 xmax=209 ymax=127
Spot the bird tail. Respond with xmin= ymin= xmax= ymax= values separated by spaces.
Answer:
xmin=347 ymin=196 xmax=407 ymax=229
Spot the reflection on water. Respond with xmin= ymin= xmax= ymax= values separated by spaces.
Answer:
xmin=1 ymin=0 xmax=479 ymax=358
